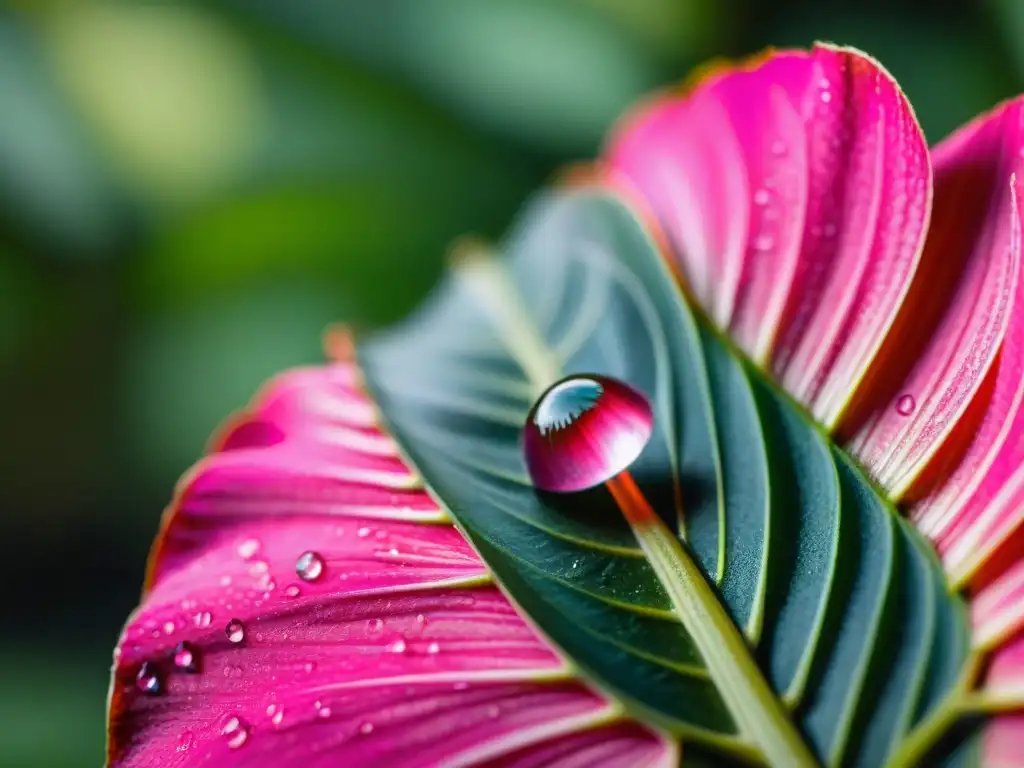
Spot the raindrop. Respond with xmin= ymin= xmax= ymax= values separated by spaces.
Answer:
xmin=225 ymin=619 xmax=246 ymax=644
xmin=896 ymin=394 xmax=916 ymax=416
xmin=163 ymin=621 xmax=176 ymax=635
xmin=357 ymin=527 xmax=371 ymax=538
xmin=523 ymin=374 xmax=653 ymax=493
xmin=366 ymin=618 xmax=384 ymax=635
xmin=135 ymin=662 xmax=163 ymax=695
xmin=415 ymin=614 xmax=427 ymax=626
xmin=272 ymin=709 xmax=284 ymax=727
xmin=284 ymin=584 xmax=301 ymax=598
xmin=193 ymin=611 xmax=212 ymax=628
xmin=295 ymin=551 xmax=324 ymax=582
xmin=426 ymin=642 xmax=441 ymax=655
xmin=221 ymin=716 xmax=249 ymax=749
xmin=386 ymin=636 xmax=408 ymax=654
xmin=821 ymin=90 xmax=833 ymax=104
xmin=237 ymin=539 xmax=260 ymax=559
xmin=173 ymin=641 xmax=200 ymax=673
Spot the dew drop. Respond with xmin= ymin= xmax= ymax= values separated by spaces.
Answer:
xmin=225 ymin=619 xmax=245 ymax=644
xmin=163 ymin=621 xmax=176 ymax=635
xmin=237 ymin=539 xmax=260 ymax=559
xmin=357 ymin=527 xmax=371 ymax=538
xmin=295 ymin=551 xmax=324 ymax=582
xmin=386 ymin=636 xmax=408 ymax=654
xmin=896 ymin=394 xmax=916 ymax=416
xmin=173 ymin=641 xmax=200 ymax=673
xmin=366 ymin=618 xmax=384 ymax=634
xmin=177 ymin=730 xmax=194 ymax=753
xmin=272 ymin=709 xmax=284 ymax=727
xmin=193 ymin=611 xmax=212 ymax=628
xmin=221 ymin=716 xmax=249 ymax=749
xmin=821 ymin=90 xmax=833 ymax=103
xmin=135 ymin=661 xmax=163 ymax=695
xmin=523 ymin=374 xmax=653 ymax=493
xmin=415 ymin=614 xmax=426 ymax=626
xmin=426 ymin=642 xmax=441 ymax=655
xmin=285 ymin=584 xmax=301 ymax=598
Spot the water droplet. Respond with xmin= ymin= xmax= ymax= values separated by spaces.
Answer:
xmin=426 ymin=642 xmax=441 ymax=654
xmin=176 ymin=730 xmax=194 ymax=753
xmin=295 ymin=551 xmax=324 ymax=582
xmin=266 ymin=704 xmax=277 ymax=717
xmin=173 ymin=641 xmax=200 ymax=673
xmin=523 ymin=375 xmax=653 ymax=493
xmin=821 ymin=90 xmax=833 ymax=103
xmin=366 ymin=618 xmax=384 ymax=634
xmin=135 ymin=662 xmax=163 ymax=695
xmin=163 ymin=621 xmax=176 ymax=635
xmin=416 ymin=614 xmax=426 ymax=625
xmin=272 ymin=709 xmax=284 ymax=727
xmin=318 ymin=706 xmax=332 ymax=719
xmin=753 ymin=188 xmax=770 ymax=206
xmin=225 ymin=619 xmax=245 ymax=644
xmin=357 ymin=527 xmax=371 ymax=538
xmin=386 ymin=636 xmax=407 ymax=654
xmin=359 ymin=722 xmax=375 ymax=735
xmin=896 ymin=394 xmax=916 ymax=416
xmin=193 ymin=611 xmax=212 ymax=628
xmin=221 ymin=716 xmax=249 ymax=749
xmin=237 ymin=539 xmax=260 ymax=559
xmin=285 ymin=584 xmax=301 ymax=598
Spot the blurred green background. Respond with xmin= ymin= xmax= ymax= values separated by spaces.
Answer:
xmin=0 ymin=1 xmax=1021 ymax=765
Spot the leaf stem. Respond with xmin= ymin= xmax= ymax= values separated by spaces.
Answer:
xmin=607 ymin=472 xmax=819 ymax=767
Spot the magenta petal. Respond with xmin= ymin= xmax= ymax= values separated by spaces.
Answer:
xmin=109 ymin=364 xmax=669 ymax=767
xmin=851 ymin=99 xmax=1024 ymax=501
xmin=607 ymin=44 xmax=931 ymax=429
xmin=973 ymin=560 xmax=1024 ymax=651
xmin=985 ymin=715 xmax=1024 ymax=768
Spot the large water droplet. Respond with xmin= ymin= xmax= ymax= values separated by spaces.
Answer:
xmin=523 ymin=374 xmax=653 ymax=493
xmin=173 ymin=641 xmax=200 ymax=673
xmin=135 ymin=661 xmax=163 ymax=695
xmin=225 ymin=619 xmax=245 ymax=644
xmin=896 ymin=394 xmax=916 ymax=416
xmin=221 ymin=716 xmax=249 ymax=749
xmin=295 ymin=551 xmax=324 ymax=582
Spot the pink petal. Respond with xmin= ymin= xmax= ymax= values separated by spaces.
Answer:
xmin=985 ymin=715 xmax=1024 ymax=768
xmin=973 ymin=560 xmax=1024 ymax=651
xmin=850 ymin=99 xmax=1024 ymax=500
xmin=606 ymin=44 xmax=931 ymax=429
xmin=109 ymin=364 xmax=668 ymax=767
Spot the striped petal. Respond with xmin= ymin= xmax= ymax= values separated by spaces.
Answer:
xmin=107 ymin=363 xmax=671 ymax=767
xmin=606 ymin=43 xmax=931 ymax=429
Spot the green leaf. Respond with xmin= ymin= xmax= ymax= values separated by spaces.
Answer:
xmin=357 ymin=190 xmax=976 ymax=765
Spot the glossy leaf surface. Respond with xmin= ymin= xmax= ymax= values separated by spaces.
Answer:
xmin=358 ymin=189 xmax=972 ymax=765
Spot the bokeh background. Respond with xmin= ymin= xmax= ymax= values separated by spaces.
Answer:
xmin=1 ymin=1 xmax=1021 ymax=765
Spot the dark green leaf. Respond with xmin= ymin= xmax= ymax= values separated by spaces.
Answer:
xmin=358 ymin=189 xmax=974 ymax=764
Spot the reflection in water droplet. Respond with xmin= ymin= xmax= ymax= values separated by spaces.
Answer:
xmin=221 ymin=716 xmax=249 ymax=749
xmin=136 ymin=662 xmax=163 ymax=695
xmin=173 ymin=641 xmax=200 ymax=673
xmin=225 ymin=619 xmax=245 ymax=644
xmin=896 ymin=394 xmax=916 ymax=416
xmin=295 ymin=551 xmax=324 ymax=582
xmin=523 ymin=375 xmax=653 ymax=493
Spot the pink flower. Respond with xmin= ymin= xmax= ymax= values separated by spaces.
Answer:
xmin=108 ymin=44 xmax=1024 ymax=766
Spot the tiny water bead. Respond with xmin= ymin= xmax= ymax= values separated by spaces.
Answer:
xmin=896 ymin=394 xmax=916 ymax=416
xmin=173 ymin=641 xmax=200 ymax=673
xmin=295 ymin=551 xmax=324 ymax=581
xmin=225 ymin=619 xmax=246 ymax=644
xmin=221 ymin=716 xmax=249 ymax=749
xmin=523 ymin=374 xmax=653 ymax=493
xmin=135 ymin=662 xmax=163 ymax=696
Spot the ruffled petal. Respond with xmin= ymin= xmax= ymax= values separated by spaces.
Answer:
xmin=606 ymin=43 xmax=931 ymax=429
xmin=107 ymin=364 xmax=669 ymax=767
xmin=849 ymin=99 xmax=1024 ymax=501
